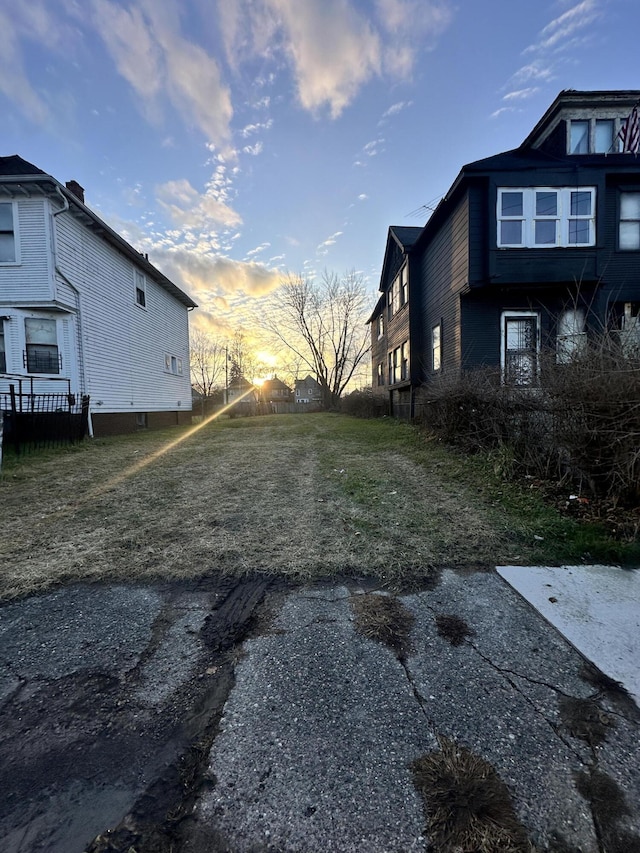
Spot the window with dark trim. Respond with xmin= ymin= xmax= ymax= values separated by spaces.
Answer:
xmin=0 ymin=202 xmax=17 ymax=264
xmin=0 ymin=322 xmax=6 ymax=372
xmin=135 ymin=270 xmax=147 ymax=307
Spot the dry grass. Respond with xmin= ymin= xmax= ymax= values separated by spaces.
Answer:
xmin=0 ymin=413 xmax=555 ymax=600
xmin=412 ymin=736 xmax=533 ymax=853
xmin=351 ymin=593 xmax=414 ymax=658
xmin=435 ymin=613 xmax=475 ymax=647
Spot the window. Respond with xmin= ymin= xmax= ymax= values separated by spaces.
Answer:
xmin=377 ymin=362 xmax=384 ymax=386
xmin=0 ymin=323 xmax=6 ymax=372
xmin=24 ymin=318 xmax=60 ymax=374
xmin=569 ymin=118 xmax=618 ymax=154
xmin=387 ymin=266 xmax=408 ymax=319
xmin=501 ymin=312 xmax=539 ymax=385
xmin=611 ymin=302 xmax=640 ymax=357
xmin=400 ymin=341 xmax=409 ymax=380
xmin=0 ymin=203 xmax=17 ymax=264
xmin=432 ymin=324 xmax=441 ymax=372
xmin=595 ymin=120 xmax=614 ymax=153
xmin=388 ymin=351 xmax=394 ymax=384
xmin=570 ymin=120 xmax=589 ymax=154
xmin=619 ymin=192 xmax=640 ymax=250
xmin=497 ymin=188 xmax=595 ymax=248
xmin=165 ymin=353 xmax=183 ymax=375
xmin=136 ymin=412 xmax=148 ymax=428
xmin=377 ymin=314 xmax=384 ymax=338
xmin=400 ymin=266 xmax=408 ymax=307
xmin=135 ymin=270 xmax=146 ymax=307
xmin=556 ymin=309 xmax=586 ymax=363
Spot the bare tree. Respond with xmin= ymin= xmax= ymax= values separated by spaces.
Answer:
xmin=264 ymin=270 xmax=372 ymax=408
xmin=190 ymin=330 xmax=225 ymax=406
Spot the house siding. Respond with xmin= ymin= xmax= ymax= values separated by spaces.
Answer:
xmin=418 ymin=192 xmax=470 ymax=379
xmin=0 ymin=198 xmax=52 ymax=303
xmin=54 ymin=211 xmax=192 ymax=414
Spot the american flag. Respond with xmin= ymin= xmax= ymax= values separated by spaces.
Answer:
xmin=618 ymin=105 xmax=640 ymax=153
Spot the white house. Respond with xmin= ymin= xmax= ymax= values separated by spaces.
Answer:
xmin=0 ymin=156 xmax=197 ymax=436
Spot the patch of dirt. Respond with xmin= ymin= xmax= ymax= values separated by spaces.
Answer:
xmin=435 ymin=613 xmax=475 ymax=647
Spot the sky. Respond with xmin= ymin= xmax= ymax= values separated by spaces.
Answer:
xmin=2 ymin=0 xmax=640 ymax=378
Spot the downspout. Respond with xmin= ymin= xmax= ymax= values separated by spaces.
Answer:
xmin=52 ymin=187 xmax=94 ymax=437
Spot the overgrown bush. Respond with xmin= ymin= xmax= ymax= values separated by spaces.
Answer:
xmin=418 ymin=342 xmax=640 ymax=505
xmin=340 ymin=387 xmax=389 ymax=418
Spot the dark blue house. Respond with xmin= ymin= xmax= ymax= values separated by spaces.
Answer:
xmin=371 ymin=90 xmax=640 ymax=417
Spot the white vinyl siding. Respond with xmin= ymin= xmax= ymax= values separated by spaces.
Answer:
xmin=0 ymin=198 xmax=52 ymax=298
xmin=54 ymin=212 xmax=192 ymax=413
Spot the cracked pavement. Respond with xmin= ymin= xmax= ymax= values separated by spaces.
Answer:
xmin=1 ymin=570 xmax=639 ymax=852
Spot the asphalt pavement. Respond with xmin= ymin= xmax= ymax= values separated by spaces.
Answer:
xmin=0 ymin=566 xmax=638 ymax=852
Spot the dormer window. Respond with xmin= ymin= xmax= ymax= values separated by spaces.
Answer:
xmin=569 ymin=118 xmax=617 ymax=154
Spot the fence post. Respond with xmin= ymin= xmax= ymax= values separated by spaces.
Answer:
xmin=9 ymin=384 xmax=20 ymax=456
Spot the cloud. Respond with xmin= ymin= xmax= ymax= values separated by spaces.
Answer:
xmin=316 ymin=230 xmax=343 ymax=255
xmin=526 ymin=0 xmax=601 ymax=53
xmin=155 ymin=249 xmax=283 ymax=301
xmin=243 ymin=141 xmax=264 ymax=155
xmin=220 ymin=0 xmax=452 ymax=119
xmin=91 ymin=0 xmax=233 ymax=151
xmin=156 ymin=178 xmax=242 ymax=229
xmin=358 ymin=194 xmax=368 ymax=201
xmin=380 ymin=100 xmax=413 ymax=119
xmin=503 ymin=87 xmax=540 ymax=102
xmin=245 ymin=242 xmax=271 ymax=258
xmin=376 ymin=0 xmax=453 ymax=76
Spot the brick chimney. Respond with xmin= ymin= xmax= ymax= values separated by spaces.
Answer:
xmin=65 ymin=180 xmax=85 ymax=203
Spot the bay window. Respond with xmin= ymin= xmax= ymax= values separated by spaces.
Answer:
xmin=497 ymin=188 xmax=596 ymax=248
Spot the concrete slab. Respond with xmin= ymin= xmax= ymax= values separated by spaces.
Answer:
xmin=497 ymin=565 xmax=640 ymax=704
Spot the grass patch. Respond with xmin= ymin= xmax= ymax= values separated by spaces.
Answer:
xmin=411 ymin=736 xmax=532 ymax=852
xmin=351 ymin=593 xmax=415 ymax=658
xmin=435 ymin=613 xmax=475 ymax=647
xmin=0 ymin=413 xmax=635 ymax=600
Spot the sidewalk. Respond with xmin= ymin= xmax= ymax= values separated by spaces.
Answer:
xmin=0 ymin=567 xmax=638 ymax=852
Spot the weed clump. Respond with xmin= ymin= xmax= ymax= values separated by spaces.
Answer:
xmin=559 ymin=697 xmax=614 ymax=747
xmin=435 ymin=613 xmax=475 ymax=647
xmin=411 ymin=736 xmax=532 ymax=852
xmin=351 ymin=593 xmax=414 ymax=659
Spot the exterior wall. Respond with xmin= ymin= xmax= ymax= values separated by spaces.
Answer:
xmin=0 ymin=197 xmax=53 ymax=304
xmin=54 ymin=210 xmax=192 ymax=416
xmin=91 ymin=409 xmax=191 ymax=437
xmin=418 ymin=192 xmax=470 ymax=383
xmin=0 ymin=189 xmax=194 ymax=434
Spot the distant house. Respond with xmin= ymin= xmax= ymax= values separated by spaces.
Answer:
xmin=371 ymin=90 xmax=640 ymax=417
xmin=226 ymin=376 xmax=260 ymax=409
xmin=294 ymin=375 xmax=323 ymax=405
xmin=260 ymin=376 xmax=292 ymax=413
xmin=0 ymin=155 xmax=197 ymax=436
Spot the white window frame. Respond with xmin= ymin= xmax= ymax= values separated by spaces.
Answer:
xmin=377 ymin=314 xmax=384 ymax=338
xmin=0 ymin=201 xmax=20 ymax=265
xmin=619 ymin=191 xmax=640 ymax=251
xmin=135 ymin=269 xmax=147 ymax=308
xmin=377 ymin=361 xmax=384 ymax=386
xmin=165 ymin=353 xmax=183 ymax=375
xmin=432 ymin=323 xmax=441 ymax=372
xmin=24 ymin=316 xmax=61 ymax=375
xmin=501 ymin=311 xmax=540 ymax=386
xmin=556 ymin=309 xmax=587 ymax=364
xmin=400 ymin=340 xmax=409 ymax=381
xmin=497 ymin=187 xmax=596 ymax=249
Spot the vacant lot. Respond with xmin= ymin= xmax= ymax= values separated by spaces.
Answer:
xmin=0 ymin=413 xmax=628 ymax=600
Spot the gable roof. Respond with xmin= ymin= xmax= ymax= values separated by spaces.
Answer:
xmin=0 ymin=155 xmax=197 ymax=309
